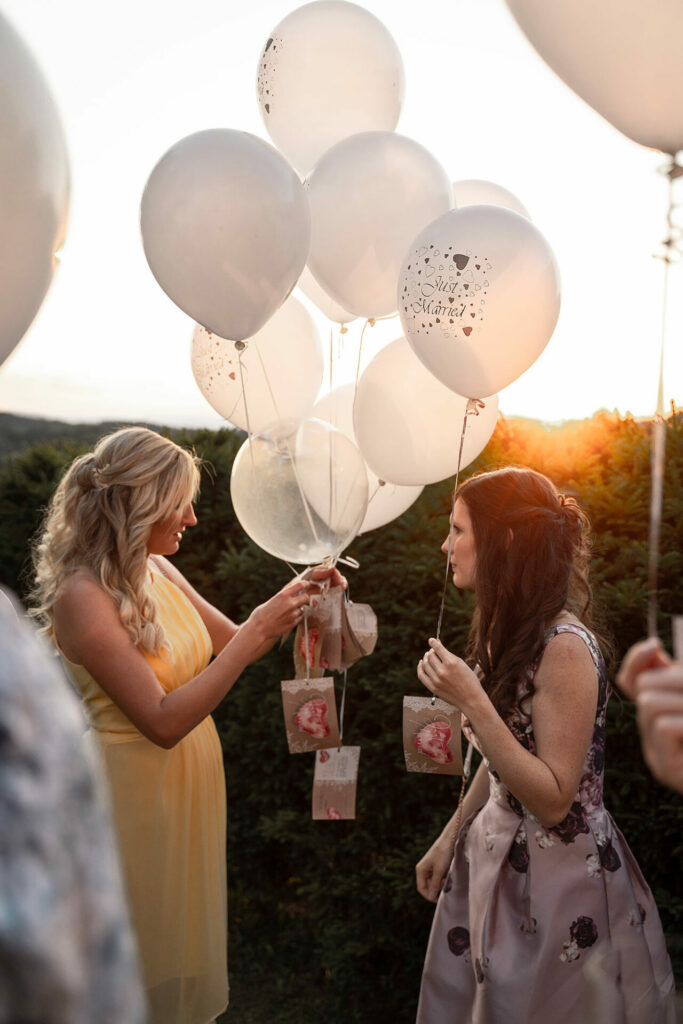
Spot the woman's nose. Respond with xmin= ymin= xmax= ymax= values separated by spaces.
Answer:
xmin=440 ymin=534 xmax=450 ymax=554
xmin=183 ymin=504 xmax=198 ymax=526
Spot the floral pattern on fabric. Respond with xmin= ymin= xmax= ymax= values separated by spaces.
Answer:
xmin=417 ymin=622 xmax=675 ymax=1024
xmin=560 ymin=916 xmax=598 ymax=963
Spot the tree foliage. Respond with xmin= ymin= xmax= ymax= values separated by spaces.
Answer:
xmin=0 ymin=409 xmax=681 ymax=1021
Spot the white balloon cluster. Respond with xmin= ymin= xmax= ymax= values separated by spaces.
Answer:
xmin=139 ymin=0 xmax=563 ymax=564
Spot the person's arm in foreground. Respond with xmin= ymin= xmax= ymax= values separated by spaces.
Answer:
xmin=618 ymin=638 xmax=683 ymax=794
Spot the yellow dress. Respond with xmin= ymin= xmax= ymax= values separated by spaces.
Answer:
xmin=62 ymin=571 xmax=228 ymax=1024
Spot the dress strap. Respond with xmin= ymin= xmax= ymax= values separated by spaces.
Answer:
xmin=542 ymin=622 xmax=602 ymax=675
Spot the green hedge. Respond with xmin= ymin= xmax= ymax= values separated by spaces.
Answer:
xmin=1 ymin=409 xmax=681 ymax=1021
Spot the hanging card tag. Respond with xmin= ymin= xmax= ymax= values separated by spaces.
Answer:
xmin=673 ymin=615 xmax=683 ymax=661
xmin=293 ymin=587 xmax=342 ymax=677
xmin=341 ymin=600 xmax=378 ymax=669
xmin=312 ymin=745 xmax=360 ymax=820
xmin=403 ymin=696 xmax=463 ymax=775
xmin=281 ymin=678 xmax=341 ymax=754
xmin=319 ymin=586 xmax=344 ymax=671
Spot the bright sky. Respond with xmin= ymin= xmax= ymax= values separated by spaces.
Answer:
xmin=0 ymin=0 xmax=680 ymax=428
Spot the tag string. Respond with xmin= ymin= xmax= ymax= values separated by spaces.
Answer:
xmin=338 ymin=669 xmax=348 ymax=748
xmin=648 ymin=157 xmax=682 ymax=636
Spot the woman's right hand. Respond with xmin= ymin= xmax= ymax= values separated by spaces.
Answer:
xmin=245 ymin=578 xmax=320 ymax=643
xmin=416 ymin=835 xmax=454 ymax=903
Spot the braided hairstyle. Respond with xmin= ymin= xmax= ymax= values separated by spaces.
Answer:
xmin=457 ymin=466 xmax=597 ymax=721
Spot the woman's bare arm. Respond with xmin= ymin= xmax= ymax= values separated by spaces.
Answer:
xmin=54 ymin=573 xmax=316 ymax=749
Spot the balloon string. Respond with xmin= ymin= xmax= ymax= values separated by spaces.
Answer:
xmin=329 ymin=327 xmax=335 ymax=530
xmin=237 ymin=345 xmax=258 ymax=480
xmin=648 ymin=157 xmax=682 ymax=635
xmin=435 ymin=400 xmax=485 ymax=642
xmin=254 ymin=341 xmax=283 ymax=423
xmin=238 ymin=342 xmax=320 ymax=553
xmin=338 ymin=668 xmax=348 ymax=748
xmin=304 ymin=611 xmax=310 ymax=681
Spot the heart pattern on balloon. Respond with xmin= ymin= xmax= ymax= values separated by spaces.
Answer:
xmin=400 ymin=244 xmax=492 ymax=346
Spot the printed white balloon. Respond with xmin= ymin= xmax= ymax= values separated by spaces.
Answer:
xmin=314 ymin=384 xmax=423 ymax=532
xmin=306 ymin=131 xmax=452 ymax=319
xmin=505 ymin=0 xmax=683 ymax=154
xmin=297 ymin=266 xmax=357 ymax=325
xmin=399 ymin=205 xmax=560 ymax=399
xmin=141 ymin=129 xmax=310 ymax=342
xmin=191 ymin=296 xmax=323 ymax=433
xmin=257 ymin=1 xmax=404 ymax=175
xmin=0 ymin=13 xmax=69 ymax=367
xmin=231 ymin=418 xmax=368 ymax=565
xmin=353 ymin=337 xmax=499 ymax=486
xmin=454 ymin=179 xmax=530 ymax=219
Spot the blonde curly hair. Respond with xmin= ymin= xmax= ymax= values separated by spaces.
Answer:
xmin=31 ymin=427 xmax=201 ymax=654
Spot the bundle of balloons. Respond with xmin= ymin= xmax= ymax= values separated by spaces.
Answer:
xmin=138 ymin=0 xmax=564 ymax=566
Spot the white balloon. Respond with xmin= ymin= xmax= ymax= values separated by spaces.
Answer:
xmin=0 ymin=13 xmax=69 ymax=367
xmin=141 ymin=129 xmax=310 ymax=342
xmin=297 ymin=266 xmax=357 ymax=325
xmin=313 ymin=383 xmax=423 ymax=532
xmin=306 ymin=131 xmax=453 ymax=319
xmin=454 ymin=179 xmax=530 ymax=219
xmin=353 ymin=337 xmax=499 ymax=486
xmin=191 ymin=296 xmax=323 ymax=433
xmin=505 ymin=0 xmax=683 ymax=154
xmin=399 ymin=205 xmax=560 ymax=399
xmin=230 ymin=418 xmax=368 ymax=565
xmin=257 ymin=1 xmax=404 ymax=175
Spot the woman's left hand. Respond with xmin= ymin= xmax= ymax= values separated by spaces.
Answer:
xmin=308 ymin=565 xmax=348 ymax=591
xmin=417 ymin=638 xmax=482 ymax=713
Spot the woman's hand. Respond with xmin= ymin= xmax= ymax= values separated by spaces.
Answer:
xmin=617 ymin=638 xmax=683 ymax=794
xmin=416 ymin=835 xmax=454 ymax=903
xmin=246 ymin=579 xmax=320 ymax=644
xmin=417 ymin=638 xmax=483 ymax=715
xmin=308 ymin=564 xmax=348 ymax=590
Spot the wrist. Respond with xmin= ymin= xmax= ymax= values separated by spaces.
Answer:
xmin=461 ymin=687 xmax=492 ymax=727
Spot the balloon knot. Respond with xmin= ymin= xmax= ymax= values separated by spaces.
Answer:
xmin=367 ymin=318 xmax=376 ymax=327
xmin=234 ymin=340 xmax=247 ymax=351
xmin=340 ymin=324 xmax=348 ymax=334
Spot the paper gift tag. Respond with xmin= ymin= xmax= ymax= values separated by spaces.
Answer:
xmin=281 ymin=678 xmax=341 ymax=754
xmin=293 ymin=587 xmax=343 ymax=677
xmin=673 ymin=615 xmax=683 ymax=661
xmin=319 ymin=586 xmax=344 ymax=672
xmin=403 ymin=696 xmax=463 ymax=775
xmin=312 ymin=745 xmax=361 ymax=820
xmin=341 ymin=600 xmax=378 ymax=669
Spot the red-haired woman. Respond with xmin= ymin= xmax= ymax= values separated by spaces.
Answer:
xmin=415 ymin=467 xmax=673 ymax=1024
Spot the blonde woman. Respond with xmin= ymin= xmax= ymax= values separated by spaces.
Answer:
xmin=32 ymin=427 xmax=337 ymax=1024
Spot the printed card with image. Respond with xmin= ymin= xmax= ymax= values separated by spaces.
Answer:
xmin=403 ymin=696 xmax=463 ymax=775
xmin=281 ymin=677 xmax=341 ymax=754
xmin=312 ymin=745 xmax=361 ymax=820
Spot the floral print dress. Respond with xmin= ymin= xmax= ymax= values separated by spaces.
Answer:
xmin=416 ymin=624 xmax=675 ymax=1024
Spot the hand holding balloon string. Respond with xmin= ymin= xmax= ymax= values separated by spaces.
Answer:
xmin=417 ymin=638 xmax=483 ymax=718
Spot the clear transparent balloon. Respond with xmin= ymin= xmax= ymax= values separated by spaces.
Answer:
xmin=313 ymin=383 xmax=424 ymax=532
xmin=230 ymin=419 xmax=368 ymax=564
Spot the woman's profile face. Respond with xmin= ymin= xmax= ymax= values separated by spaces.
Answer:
xmin=146 ymin=500 xmax=197 ymax=557
xmin=441 ymin=498 xmax=476 ymax=590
